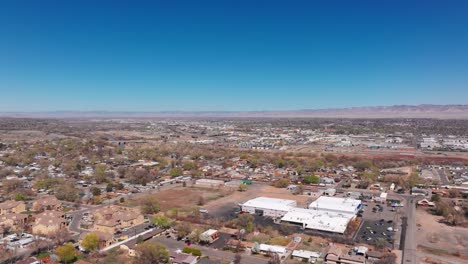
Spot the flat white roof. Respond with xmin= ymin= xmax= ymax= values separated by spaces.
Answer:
xmin=242 ymin=197 xmax=296 ymax=212
xmin=380 ymin=192 xmax=388 ymax=198
xmin=259 ymin=244 xmax=287 ymax=254
xmin=292 ymin=250 xmax=321 ymax=259
xmin=308 ymin=196 xmax=361 ymax=214
xmin=202 ymin=229 xmax=218 ymax=236
xmin=282 ymin=208 xmax=354 ymax=233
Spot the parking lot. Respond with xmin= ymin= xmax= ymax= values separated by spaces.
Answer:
xmin=354 ymin=201 xmax=403 ymax=248
xmin=355 ymin=219 xmax=395 ymax=247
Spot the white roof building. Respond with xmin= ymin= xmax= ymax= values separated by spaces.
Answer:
xmin=308 ymin=196 xmax=361 ymax=215
xmin=281 ymin=208 xmax=354 ymax=234
xmin=259 ymin=244 xmax=287 ymax=254
xmin=242 ymin=197 xmax=297 ymax=218
xmin=292 ymin=250 xmax=321 ymax=261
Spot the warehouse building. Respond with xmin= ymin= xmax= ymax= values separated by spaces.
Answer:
xmin=281 ymin=208 xmax=354 ymax=234
xmin=241 ymin=197 xmax=297 ymax=218
xmin=308 ymin=196 xmax=361 ymax=215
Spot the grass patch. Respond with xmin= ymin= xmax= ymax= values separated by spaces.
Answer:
xmin=36 ymin=252 xmax=50 ymax=258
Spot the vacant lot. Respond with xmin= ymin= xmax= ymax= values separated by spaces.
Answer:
xmin=127 ymin=186 xmax=230 ymax=211
xmin=416 ymin=209 xmax=468 ymax=263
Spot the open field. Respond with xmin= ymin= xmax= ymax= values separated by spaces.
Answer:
xmin=415 ymin=209 xmax=468 ymax=263
xmin=126 ymin=186 xmax=231 ymax=212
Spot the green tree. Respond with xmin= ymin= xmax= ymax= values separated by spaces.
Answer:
xmin=95 ymin=164 xmax=107 ymax=183
xmin=275 ymin=159 xmax=285 ymax=168
xmin=13 ymin=192 xmax=26 ymax=201
xmin=169 ymin=167 xmax=183 ymax=178
xmin=182 ymin=247 xmax=202 ymax=256
xmin=238 ymin=184 xmax=248 ymax=192
xmin=303 ymin=175 xmax=320 ymax=184
xmin=82 ymin=233 xmax=99 ymax=251
xmin=106 ymin=183 xmax=114 ymax=192
xmin=115 ymin=182 xmax=124 ymax=190
xmin=431 ymin=194 xmax=441 ymax=202
xmin=55 ymin=243 xmax=76 ymax=263
xmin=408 ymin=171 xmax=422 ymax=188
xmin=354 ymin=160 xmax=373 ymax=171
xmin=135 ymin=242 xmax=170 ymax=264
xmin=272 ymin=179 xmax=289 ymax=188
xmin=90 ymin=187 xmax=101 ymax=196
xmin=152 ymin=216 xmax=172 ymax=229
xmin=236 ymin=213 xmax=255 ymax=233
xmin=141 ymin=195 xmax=161 ymax=214
xmin=182 ymin=162 xmax=197 ymax=171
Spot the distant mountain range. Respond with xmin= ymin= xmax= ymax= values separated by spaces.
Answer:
xmin=1 ymin=104 xmax=468 ymax=119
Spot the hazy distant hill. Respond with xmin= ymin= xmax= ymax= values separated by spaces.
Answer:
xmin=1 ymin=105 xmax=468 ymax=119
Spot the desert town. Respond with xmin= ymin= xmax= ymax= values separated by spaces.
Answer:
xmin=0 ymin=118 xmax=466 ymax=264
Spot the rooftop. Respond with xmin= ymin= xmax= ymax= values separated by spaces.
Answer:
xmin=242 ymin=197 xmax=296 ymax=212
xmin=281 ymin=208 xmax=354 ymax=234
xmin=308 ymin=196 xmax=361 ymax=214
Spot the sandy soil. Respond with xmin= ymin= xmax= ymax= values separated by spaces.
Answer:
xmin=127 ymin=186 xmax=227 ymax=211
xmin=415 ymin=208 xmax=468 ymax=263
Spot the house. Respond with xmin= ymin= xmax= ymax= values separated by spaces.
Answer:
xmin=417 ymin=199 xmax=435 ymax=207
xmin=199 ymin=229 xmax=219 ymax=244
xmin=170 ymin=251 xmax=198 ymax=264
xmin=292 ymin=250 xmax=321 ymax=263
xmin=258 ymin=244 xmax=287 ymax=255
xmin=195 ymin=179 xmax=224 ymax=188
xmin=32 ymin=210 xmax=66 ymax=236
xmin=226 ymin=239 xmax=255 ymax=250
xmin=325 ymin=245 xmax=341 ymax=263
xmin=94 ymin=218 xmax=119 ymax=234
xmin=32 ymin=195 xmax=62 ymax=211
xmin=0 ymin=200 xmax=26 ymax=215
xmin=92 ymin=205 xmax=145 ymax=233
xmin=325 ymin=244 xmax=366 ymax=264
xmin=339 ymin=255 xmax=366 ymax=264
xmin=0 ymin=213 xmax=29 ymax=231
xmin=376 ymin=192 xmax=387 ymax=204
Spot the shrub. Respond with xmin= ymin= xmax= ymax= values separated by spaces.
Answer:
xmin=182 ymin=247 xmax=202 ymax=256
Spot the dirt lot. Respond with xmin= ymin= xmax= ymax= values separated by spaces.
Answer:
xmin=127 ymin=186 xmax=229 ymax=212
xmin=415 ymin=209 xmax=468 ymax=263
xmin=204 ymin=183 xmax=313 ymax=220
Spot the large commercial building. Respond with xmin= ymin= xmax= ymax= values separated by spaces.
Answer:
xmin=241 ymin=197 xmax=297 ymax=218
xmin=281 ymin=208 xmax=354 ymax=234
xmin=308 ymin=196 xmax=361 ymax=215
xmin=242 ymin=196 xmax=362 ymax=234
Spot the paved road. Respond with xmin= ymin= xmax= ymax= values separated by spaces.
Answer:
xmin=153 ymin=237 xmax=269 ymax=264
xmin=402 ymin=197 xmax=418 ymax=264
xmin=435 ymin=169 xmax=450 ymax=185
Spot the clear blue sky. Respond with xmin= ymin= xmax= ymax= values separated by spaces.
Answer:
xmin=1 ymin=0 xmax=467 ymax=112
